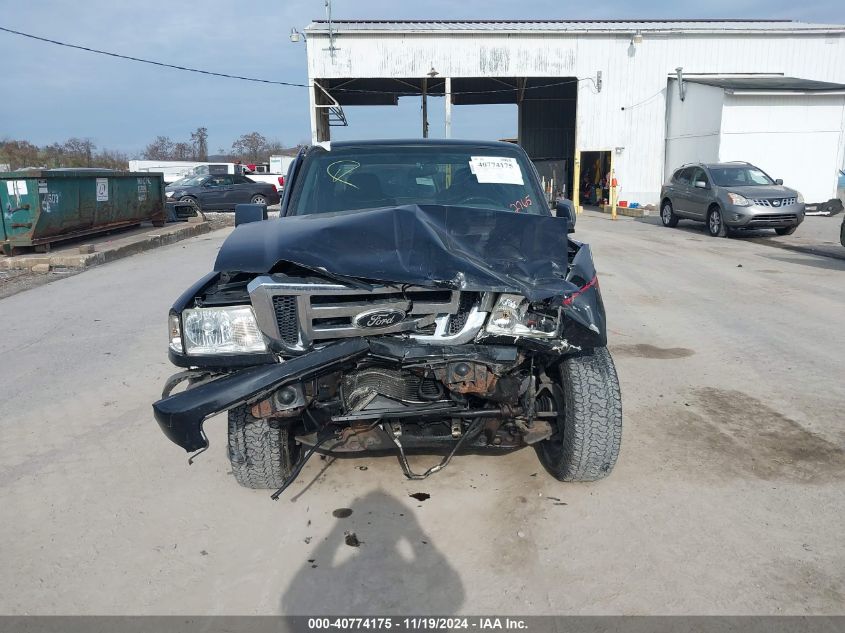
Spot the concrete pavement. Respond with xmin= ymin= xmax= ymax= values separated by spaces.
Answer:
xmin=1 ymin=213 xmax=843 ymax=615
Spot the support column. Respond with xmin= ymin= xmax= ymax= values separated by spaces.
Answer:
xmin=309 ymin=82 xmax=319 ymax=145
xmin=444 ymin=77 xmax=452 ymax=138
xmin=421 ymin=78 xmax=429 ymax=138
xmin=311 ymin=82 xmax=331 ymax=143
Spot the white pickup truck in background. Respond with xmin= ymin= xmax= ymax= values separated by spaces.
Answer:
xmin=241 ymin=155 xmax=295 ymax=192
xmin=128 ymin=155 xmax=295 ymax=191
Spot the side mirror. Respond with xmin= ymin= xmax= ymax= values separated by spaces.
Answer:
xmin=235 ymin=203 xmax=268 ymax=227
xmin=775 ymin=178 xmax=784 ymax=185
xmin=694 ymin=180 xmax=707 ymax=189
xmin=555 ymin=200 xmax=576 ymax=233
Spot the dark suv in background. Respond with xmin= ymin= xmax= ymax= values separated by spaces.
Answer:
xmin=660 ymin=162 xmax=805 ymax=237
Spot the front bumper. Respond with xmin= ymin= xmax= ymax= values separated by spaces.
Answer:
xmin=153 ymin=338 xmax=370 ymax=452
xmin=724 ymin=204 xmax=805 ymax=229
xmin=153 ymin=337 xmax=520 ymax=453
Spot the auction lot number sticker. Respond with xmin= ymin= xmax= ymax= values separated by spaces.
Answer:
xmin=469 ymin=156 xmax=525 ymax=185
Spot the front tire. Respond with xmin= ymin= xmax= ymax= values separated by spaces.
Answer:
xmin=775 ymin=226 xmax=797 ymax=236
xmin=661 ymin=200 xmax=679 ymax=227
xmin=227 ymin=406 xmax=300 ymax=489
xmin=707 ymin=206 xmax=728 ymax=237
xmin=536 ymin=347 xmax=623 ymax=482
xmin=179 ymin=195 xmax=200 ymax=210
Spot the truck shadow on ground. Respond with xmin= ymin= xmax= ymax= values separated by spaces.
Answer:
xmin=280 ymin=489 xmax=465 ymax=615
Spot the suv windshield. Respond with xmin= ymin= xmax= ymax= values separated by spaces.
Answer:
xmin=288 ymin=145 xmax=548 ymax=215
xmin=709 ymin=166 xmax=775 ymax=187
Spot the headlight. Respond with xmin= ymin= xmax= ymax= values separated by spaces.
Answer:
xmin=485 ymin=294 xmax=559 ymax=338
xmin=181 ymin=306 xmax=267 ymax=355
xmin=727 ymin=192 xmax=751 ymax=206
xmin=797 ymin=192 xmax=804 ymax=203
xmin=165 ymin=190 xmax=175 ymax=198
xmin=169 ymin=313 xmax=183 ymax=353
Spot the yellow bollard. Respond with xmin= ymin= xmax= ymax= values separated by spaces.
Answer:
xmin=572 ymin=154 xmax=582 ymax=215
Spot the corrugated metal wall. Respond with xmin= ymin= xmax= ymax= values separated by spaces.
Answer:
xmin=720 ymin=93 xmax=845 ymax=202
xmin=307 ymin=30 xmax=845 ymax=205
xmin=664 ymin=81 xmax=724 ymax=174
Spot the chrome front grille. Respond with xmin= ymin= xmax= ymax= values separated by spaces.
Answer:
xmin=271 ymin=295 xmax=299 ymax=346
xmin=753 ymin=197 xmax=797 ymax=207
xmin=248 ymin=276 xmax=472 ymax=352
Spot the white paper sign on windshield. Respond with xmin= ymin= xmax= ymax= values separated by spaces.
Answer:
xmin=469 ymin=156 xmax=524 ymax=186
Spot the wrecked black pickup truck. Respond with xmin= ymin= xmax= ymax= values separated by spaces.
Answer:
xmin=153 ymin=139 xmax=622 ymax=498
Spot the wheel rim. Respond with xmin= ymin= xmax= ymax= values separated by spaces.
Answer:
xmin=709 ymin=210 xmax=721 ymax=234
xmin=252 ymin=196 xmax=266 ymax=205
xmin=662 ymin=204 xmax=672 ymax=224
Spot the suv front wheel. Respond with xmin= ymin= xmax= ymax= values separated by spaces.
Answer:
xmin=707 ymin=206 xmax=728 ymax=238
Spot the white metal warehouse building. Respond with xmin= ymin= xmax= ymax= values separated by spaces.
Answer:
xmin=303 ymin=19 xmax=845 ymax=208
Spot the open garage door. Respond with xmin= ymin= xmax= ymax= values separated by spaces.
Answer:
xmin=312 ymin=76 xmax=578 ymax=200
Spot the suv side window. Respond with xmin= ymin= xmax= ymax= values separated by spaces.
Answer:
xmin=675 ymin=167 xmax=693 ymax=185
xmin=691 ymin=168 xmax=709 ymax=188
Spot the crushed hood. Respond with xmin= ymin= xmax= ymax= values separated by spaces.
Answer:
xmin=214 ymin=205 xmax=587 ymax=302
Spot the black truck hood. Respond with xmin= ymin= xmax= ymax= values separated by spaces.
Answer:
xmin=214 ymin=204 xmax=590 ymax=302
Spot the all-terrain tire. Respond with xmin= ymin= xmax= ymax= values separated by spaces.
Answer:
xmin=227 ymin=406 xmax=299 ymax=489
xmin=536 ymin=347 xmax=622 ymax=481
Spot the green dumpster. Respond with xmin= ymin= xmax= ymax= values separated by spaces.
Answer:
xmin=0 ymin=169 xmax=166 ymax=254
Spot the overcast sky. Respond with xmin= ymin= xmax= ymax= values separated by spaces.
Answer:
xmin=1 ymin=0 xmax=843 ymax=157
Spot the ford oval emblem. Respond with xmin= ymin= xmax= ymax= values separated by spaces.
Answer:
xmin=354 ymin=308 xmax=406 ymax=329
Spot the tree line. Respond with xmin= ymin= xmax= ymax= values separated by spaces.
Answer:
xmin=1 ymin=127 xmax=303 ymax=172
xmin=143 ymin=128 xmax=300 ymax=163
xmin=0 ymin=137 xmax=128 ymax=171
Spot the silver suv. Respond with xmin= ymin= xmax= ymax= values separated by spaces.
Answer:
xmin=660 ymin=162 xmax=805 ymax=237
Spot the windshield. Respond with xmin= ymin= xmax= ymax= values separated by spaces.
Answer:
xmin=709 ymin=166 xmax=775 ymax=187
xmin=171 ymin=175 xmax=207 ymax=188
xmin=288 ymin=145 xmax=548 ymax=215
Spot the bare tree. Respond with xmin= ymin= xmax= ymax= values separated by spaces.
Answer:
xmin=0 ymin=139 xmax=40 ymax=170
xmin=143 ymin=136 xmax=175 ymax=161
xmin=63 ymin=138 xmax=97 ymax=167
xmin=231 ymin=132 xmax=268 ymax=162
xmin=172 ymin=142 xmax=193 ymax=161
xmin=41 ymin=142 xmax=66 ymax=168
xmin=95 ymin=149 xmax=129 ymax=170
xmin=190 ymin=127 xmax=209 ymax=161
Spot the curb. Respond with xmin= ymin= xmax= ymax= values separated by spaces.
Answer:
xmin=594 ymin=206 xmax=650 ymax=219
xmin=1 ymin=221 xmax=213 ymax=271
